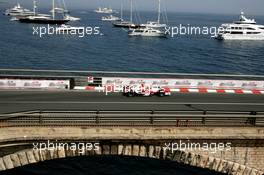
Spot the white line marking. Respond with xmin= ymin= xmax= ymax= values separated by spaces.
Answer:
xmin=243 ymin=90 xmax=253 ymax=94
xmin=189 ymin=89 xmax=199 ymax=93
xmin=225 ymin=90 xmax=235 ymax=93
xmin=207 ymin=89 xmax=217 ymax=93
xmin=170 ymin=89 xmax=180 ymax=92
xmin=0 ymin=101 xmax=264 ymax=105
xmin=73 ymin=87 xmax=86 ymax=90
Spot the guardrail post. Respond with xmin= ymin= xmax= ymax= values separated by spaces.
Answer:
xmin=202 ymin=111 xmax=207 ymax=125
xmin=96 ymin=110 xmax=100 ymax=124
xmin=39 ymin=110 xmax=42 ymax=125
xmin=150 ymin=110 xmax=154 ymax=125
xmin=248 ymin=111 xmax=257 ymax=126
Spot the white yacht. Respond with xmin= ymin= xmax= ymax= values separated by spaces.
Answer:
xmin=50 ymin=7 xmax=69 ymax=14
xmin=56 ymin=24 xmax=84 ymax=33
xmin=140 ymin=0 xmax=167 ymax=28
xmin=18 ymin=0 xmax=69 ymax=24
xmin=128 ymin=27 xmax=167 ymax=37
xmin=216 ymin=12 xmax=264 ymax=40
xmin=141 ymin=21 xmax=167 ymax=28
xmin=5 ymin=3 xmax=35 ymax=16
xmin=64 ymin=14 xmax=81 ymax=21
xmin=102 ymin=15 xmax=121 ymax=21
xmin=94 ymin=7 xmax=114 ymax=14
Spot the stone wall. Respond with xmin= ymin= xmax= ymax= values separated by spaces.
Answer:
xmin=0 ymin=127 xmax=264 ymax=173
xmin=0 ymin=144 xmax=264 ymax=175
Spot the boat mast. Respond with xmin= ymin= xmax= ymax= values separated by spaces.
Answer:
xmin=130 ymin=0 xmax=132 ymax=23
xmin=120 ymin=3 xmax=123 ymax=20
xmin=157 ymin=0 xmax=161 ymax=24
xmin=52 ymin=0 xmax=55 ymax=20
xmin=33 ymin=0 xmax=37 ymax=16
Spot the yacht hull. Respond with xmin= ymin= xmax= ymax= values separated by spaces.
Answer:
xmin=19 ymin=18 xmax=69 ymax=24
xmin=128 ymin=33 xmax=166 ymax=37
xmin=216 ymin=34 xmax=264 ymax=40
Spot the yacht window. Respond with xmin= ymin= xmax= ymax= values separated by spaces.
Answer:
xmin=246 ymin=28 xmax=255 ymax=30
xmin=247 ymin=32 xmax=261 ymax=34
xmin=230 ymin=31 xmax=243 ymax=34
xmin=260 ymin=28 xmax=264 ymax=30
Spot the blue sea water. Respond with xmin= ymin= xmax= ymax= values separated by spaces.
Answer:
xmin=0 ymin=6 xmax=264 ymax=75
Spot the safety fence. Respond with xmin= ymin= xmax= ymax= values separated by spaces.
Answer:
xmin=0 ymin=110 xmax=263 ymax=127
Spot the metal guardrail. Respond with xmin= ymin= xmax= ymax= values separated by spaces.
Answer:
xmin=0 ymin=110 xmax=263 ymax=127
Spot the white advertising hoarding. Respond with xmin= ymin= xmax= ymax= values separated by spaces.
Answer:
xmin=102 ymin=77 xmax=264 ymax=90
xmin=0 ymin=79 xmax=70 ymax=89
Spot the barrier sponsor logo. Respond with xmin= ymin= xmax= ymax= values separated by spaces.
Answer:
xmin=87 ymin=77 xmax=94 ymax=83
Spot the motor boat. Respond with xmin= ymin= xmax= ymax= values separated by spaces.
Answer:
xmin=94 ymin=7 xmax=114 ymax=14
xmin=56 ymin=24 xmax=84 ymax=33
xmin=140 ymin=21 xmax=167 ymax=28
xmin=102 ymin=15 xmax=121 ymax=21
xmin=4 ymin=3 xmax=35 ymax=16
xmin=64 ymin=14 xmax=81 ymax=21
xmin=128 ymin=27 xmax=167 ymax=37
xmin=215 ymin=11 xmax=264 ymax=40
xmin=50 ymin=7 xmax=69 ymax=14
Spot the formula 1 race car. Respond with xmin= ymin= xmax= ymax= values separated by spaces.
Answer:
xmin=123 ymin=84 xmax=171 ymax=97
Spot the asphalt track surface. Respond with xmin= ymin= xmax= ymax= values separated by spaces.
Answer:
xmin=0 ymin=90 xmax=264 ymax=114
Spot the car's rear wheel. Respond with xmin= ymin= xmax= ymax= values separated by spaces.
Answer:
xmin=159 ymin=92 xmax=165 ymax=97
xmin=127 ymin=92 xmax=134 ymax=97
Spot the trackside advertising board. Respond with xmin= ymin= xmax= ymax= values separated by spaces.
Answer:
xmin=0 ymin=79 xmax=70 ymax=89
xmin=102 ymin=77 xmax=264 ymax=90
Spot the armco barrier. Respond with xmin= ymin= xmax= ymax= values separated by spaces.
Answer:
xmin=0 ymin=79 xmax=70 ymax=90
xmin=73 ymin=77 xmax=264 ymax=95
xmin=101 ymin=77 xmax=264 ymax=91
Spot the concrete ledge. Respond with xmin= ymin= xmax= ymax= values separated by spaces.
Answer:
xmin=1 ymin=127 xmax=264 ymax=142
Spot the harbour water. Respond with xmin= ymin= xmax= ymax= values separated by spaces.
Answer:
xmin=0 ymin=7 xmax=264 ymax=75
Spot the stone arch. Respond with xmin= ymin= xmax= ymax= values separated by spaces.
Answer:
xmin=0 ymin=143 xmax=263 ymax=175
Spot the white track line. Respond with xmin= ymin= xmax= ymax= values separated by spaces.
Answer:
xmin=1 ymin=101 xmax=264 ymax=105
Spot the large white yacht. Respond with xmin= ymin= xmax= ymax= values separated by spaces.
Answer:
xmin=216 ymin=12 xmax=264 ymax=40
xmin=18 ymin=0 xmax=69 ymax=24
xmin=4 ymin=3 xmax=35 ymax=16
